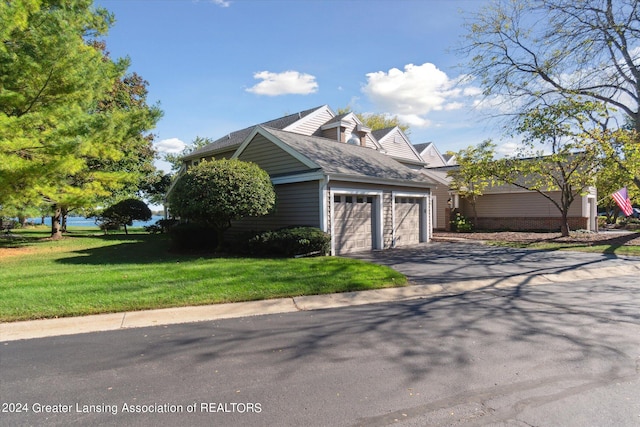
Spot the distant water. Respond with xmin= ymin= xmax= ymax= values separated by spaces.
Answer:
xmin=27 ymin=215 xmax=165 ymax=228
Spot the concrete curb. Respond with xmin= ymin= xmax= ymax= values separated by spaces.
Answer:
xmin=2 ymin=263 xmax=640 ymax=342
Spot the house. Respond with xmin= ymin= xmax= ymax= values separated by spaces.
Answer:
xmin=171 ymin=104 xmax=598 ymax=255
xmin=418 ymin=144 xmax=598 ymax=233
xmin=176 ymin=105 xmax=439 ymax=255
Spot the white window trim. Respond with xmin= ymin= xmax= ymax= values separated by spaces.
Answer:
xmin=329 ymin=188 xmax=384 ymax=255
xmin=392 ymin=191 xmax=432 ymax=247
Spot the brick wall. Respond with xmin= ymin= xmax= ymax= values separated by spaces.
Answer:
xmin=473 ymin=216 xmax=588 ymax=232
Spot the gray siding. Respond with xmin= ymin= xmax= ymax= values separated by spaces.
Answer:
xmin=468 ymin=191 xmax=582 ymax=217
xmin=288 ymin=109 xmax=335 ymax=136
xmin=231 ymin=180 xmax=321 ymax=233
xmin=238 ymin=134 xmax=310 ymax=175
xmin=378 ymin=129 xmax=422 ymax=162
xmin=421 ymin=146 xmax=447 ymax=167
xmin=432 ymin=185 xmax=450 ymax=230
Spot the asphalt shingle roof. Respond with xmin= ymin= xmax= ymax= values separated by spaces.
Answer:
xmin=185 ymin=106 xmax=325 ymax=160
xmin=262 ymin=127 xmax=435 ymax=185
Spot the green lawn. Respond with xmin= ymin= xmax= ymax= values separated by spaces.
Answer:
xmin=0 ymin=227 xmax=406 ymax=322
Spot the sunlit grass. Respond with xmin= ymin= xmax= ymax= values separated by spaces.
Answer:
xmin=0 ymin=227 xmax=406 ymax=321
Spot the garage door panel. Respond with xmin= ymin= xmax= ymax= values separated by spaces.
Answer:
xmin=333 ymin=195 xmax=373 ymax=254
xmin=395 ymin=197 xmax=420 ymax=247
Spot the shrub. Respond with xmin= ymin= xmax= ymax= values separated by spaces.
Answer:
xmin=167 ymin=159 xmax=276 ymax=251
xmin=169 ymin=223 xmax=218 ymax=253
xmin=248 ymin=227 xmax=330 ymax=257
xmin=98 ymin=199 xmax=152 ymax=235
xmin=451 ymin=212 xmax=473 ymax=232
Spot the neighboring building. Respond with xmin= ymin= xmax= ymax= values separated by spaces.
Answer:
xmin=420 ymin=144 xmax=598 ymax=233
xmin=169 ymin=104 xmax=598 ymax=255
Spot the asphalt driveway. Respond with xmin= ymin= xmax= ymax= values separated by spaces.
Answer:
xmin=347 ymin=241 xmax=640 ymax=286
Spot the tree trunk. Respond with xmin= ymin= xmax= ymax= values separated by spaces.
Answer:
xmin=51 ymin=206 xmax=63 ymax=239
xmin=61 ymin=207 xmax=68 ymax=232
xmin=560 ymin=211 xmax=570 ymax=237
xmin=123 ymin=224 xmax=128 ymax=235
xmin=471 ymin=198 xmax=479 ymax=227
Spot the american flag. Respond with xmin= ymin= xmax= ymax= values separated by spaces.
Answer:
xmin=611 ymin=187 xmax=634 ymax=216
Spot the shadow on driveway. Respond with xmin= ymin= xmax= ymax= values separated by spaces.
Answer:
xmin=346 ymin=241 xmax=637 ymax=285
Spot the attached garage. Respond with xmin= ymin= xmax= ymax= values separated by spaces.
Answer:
xmin=393 ymin=196 xmax=421 ymax=247
xmin=332 ymin=194 xmax=375 ymax=254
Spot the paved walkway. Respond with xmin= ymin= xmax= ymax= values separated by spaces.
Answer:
xmin=2 ymin=242 xmax=639 ymax=342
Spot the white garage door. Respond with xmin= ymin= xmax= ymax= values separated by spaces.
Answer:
xmin=333 ymin=195 xmax=373 ymax=254
xmin=394 ymin=197 xmax=420 ymax=247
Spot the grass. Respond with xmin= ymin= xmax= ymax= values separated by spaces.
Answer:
xmin=0 ymin=227 xmax=406 ymax=322
xmin=488 ymin=240 xmax=640 ymax=256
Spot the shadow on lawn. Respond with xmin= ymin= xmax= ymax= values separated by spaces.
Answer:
xmin=56 ymin=234 xmax=181 ymax=265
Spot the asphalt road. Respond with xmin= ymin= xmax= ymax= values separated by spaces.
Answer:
xmin=2 ymin=276 xmax=639 ymax=426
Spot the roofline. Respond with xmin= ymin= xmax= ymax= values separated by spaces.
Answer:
xmin=283 ymin=104 xmax=334 ymax=132
xmin=232 ymin=126 xmax=320 ymax=170
xmin=327 ymin=173 xmax=437 ymax=189
xmin=182 ymin=144 xmax=239 ymax=161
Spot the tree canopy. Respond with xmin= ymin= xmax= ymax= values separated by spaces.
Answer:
xmin=167 ymin=159 xmax=276 ymax=251
xmin=462 ymin=0 xmax=640 ymax=192
xmin=99 ymin=198 xmax=152 ymax=235
xmin=0 ymin=1 xmax=162 ymax=237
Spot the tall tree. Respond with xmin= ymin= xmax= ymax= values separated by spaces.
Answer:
xmin=462 ymin=0 xmax=640 ymax=190
xmin=492 ymin=101 xmax=602 ymax=236
xmin=0 ymin=0 xmax=115 ymax=236
xmin=0 ymin=1 xmax=162 ymax=237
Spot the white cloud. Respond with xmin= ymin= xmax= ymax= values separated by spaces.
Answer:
xmin=211 ymin=0 xmax=231 ymax=7
xmin=155 ymin=138 xmax=186 ymax=154
xmin=397 ymin=114 xmax=431 ymax=128
xmin=246 ymin=70 xmax=318 ymax=96
xmin=362 ymin=63 xmax=481 ymax=127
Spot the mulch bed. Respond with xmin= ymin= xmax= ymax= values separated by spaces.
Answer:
xmin=433 ymin=231 xmax=640 ymax=247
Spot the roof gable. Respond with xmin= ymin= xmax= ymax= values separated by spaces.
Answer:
xmin=373 ymin=127 xmax=424 ymax=163
xmin=415 ymin=142 xmax=449 ymax=167
xmin=185 ymin=105 xmax=328 ymax=160
xmin=233 ymin=127 xmax=319 ymax=171
xmin=262 ymin=127 xmax=435 ymax=185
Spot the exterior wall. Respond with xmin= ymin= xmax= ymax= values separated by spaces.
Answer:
xmin=230 ymin=180 xmax=321 ymax=234
xmin=431 ymin=185 xmax=450 ymax=230
xmin=321 ymin=127 xmax=340 ymax=141
xmin=237 ymin=134 xmax=310 ymax=175
xmin=460 ymin=191 xmax=588 ymax=231
xmin=421 ymin=146 xmax=447 ymax=167
xmin=470 ymin=191 xmax=582 ymax=217
xmin=378 ymin=129 xmax=421 ymax=162
xmin=289 ymin=108 xmax=335 ymax=136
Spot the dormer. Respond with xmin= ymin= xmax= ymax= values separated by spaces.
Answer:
xmin=319 ymin=112 xmax=382 ymax=150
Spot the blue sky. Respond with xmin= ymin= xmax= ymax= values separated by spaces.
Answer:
xmin=95 ymin=0 xmax=503 ymax=171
